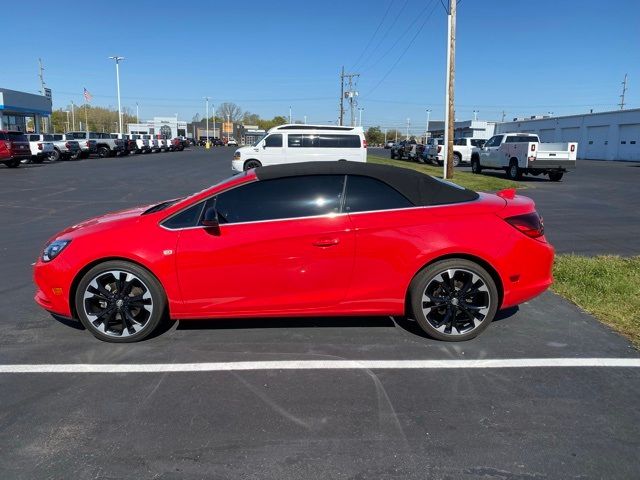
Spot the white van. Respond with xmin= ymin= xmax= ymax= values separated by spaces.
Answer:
xmin=231 ymin=124 xmax=367 ymax=172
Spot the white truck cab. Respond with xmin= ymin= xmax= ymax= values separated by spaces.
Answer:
xmin=471 ymin=133 xmax=577 ymax=181
xmin=232 ymin=124 xmax=367 ymax=172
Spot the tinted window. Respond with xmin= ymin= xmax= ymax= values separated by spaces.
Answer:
xmin=454 ymin=138 xmax=467 ymax=146
xmin=486 ymin=135 xmax=503 ymax=147
xmin=8 ymin=132 xmax=28 ymax=142
xmin=505 ymin=135 xmax=539 ymax=143
xmin=345 ymin=175 xmax=414 ymax=213
xmin=264 ymin=134 xmax=282 ymax=147
xmin=162 ymin=202 xmax=205 ymax=229
xmin=43 ymin=134 xmax=54 ymax=141
xmin=28 ymin=134 xmax=39 ymax=141
xmin=471 ymin=139 xmax=485 ymax=148
xmin=288 ymin=134 xmax=302 ymax=147
xmin=211 ymin=175 xmax=345 ymax=223
xmin=288 ymin=134 xmax=360 ymax=148
xmin=52 ymin=134 xmax=63 ymax=141
xmin=0 ymin=133 xmax=6 ymax=140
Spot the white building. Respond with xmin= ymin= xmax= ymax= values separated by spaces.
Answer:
xmin=127 ymin=116 xmax=187 ymax=138
xmin=496 ymin=109 xmax=640 ymax=161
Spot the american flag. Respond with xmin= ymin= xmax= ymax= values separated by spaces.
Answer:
xmin=83 ymin=88 xmax=92 ymax=102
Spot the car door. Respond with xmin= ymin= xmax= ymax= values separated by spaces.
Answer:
xmin=257 ymin=133 xmax=284 ymax=166
xmin=481 ymin=135 xmax=503 ymax=167
xmin=172 ymin=175 xmax=355 ymax=316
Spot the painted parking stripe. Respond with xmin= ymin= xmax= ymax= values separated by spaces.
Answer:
xmin=0 ymin=358 xmax=639 ymax=373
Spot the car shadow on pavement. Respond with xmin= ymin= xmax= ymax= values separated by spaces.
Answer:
xmin=177 ymin=316 xmax=395 ymax=331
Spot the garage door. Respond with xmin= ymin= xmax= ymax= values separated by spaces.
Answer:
xmin=618 ymin=124 xmax=640 ymax=161
xmin=561 ymin=127 xmax=580 ymax=142
xmin=584 ymin=125 xmax=608 ymax=159
xmin=538 ymin=128 xmax=556 ymax=142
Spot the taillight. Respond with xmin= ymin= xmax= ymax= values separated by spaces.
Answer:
xmin=65 ymin=142 xmax=71 ymax=149
xmin=85 ymin=141 xmax=90 ymax=147
xmin=531 ymin=144 xmax=536 ymax=151
xmin=363 ymin=139 xmax=368 ymax=149
xmin=505 ymin=212 xmax=544 ymax=239
xmin=37 ymin=143 xmax=43 ymax=150
xmin=570 ymin=144 xmax=575 ymax=152
xmin=437 ymin=145 xmax=442 ymax=153
xmin=6 ymin=141 xmax=12 ymax=150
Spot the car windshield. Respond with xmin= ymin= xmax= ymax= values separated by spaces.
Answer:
xmin=8 ymin=132 xmax=28 ymax=142
xmin=251 ymin=135 xmax=265 ymax=147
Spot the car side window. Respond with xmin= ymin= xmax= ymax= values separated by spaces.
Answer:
xmin=344 ymin=175 xmax=414 ymax=213
xmin=207 ymin=175 xmax=345 ymax=224
xmin=264 ymin=134 xmax=282 ymax=148
xmin=162 ymin=202 xmax=205 ymax=229
xmin=288 ymin=134 xmax=302 ymax=147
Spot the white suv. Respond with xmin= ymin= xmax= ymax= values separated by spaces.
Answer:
xmin=232 ymin=124 xmax=367 ymax=172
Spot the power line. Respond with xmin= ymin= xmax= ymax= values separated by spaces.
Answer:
xmin=362 ymin=1 xmax=438 ymax=97
xmin=351 ymin=1 xmax=395 ymax=70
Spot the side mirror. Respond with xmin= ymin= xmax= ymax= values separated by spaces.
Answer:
xmin=202 ymin=206 xmax=219 ymax=228
xmin=262 ymin=143 xmax=266 ymax=149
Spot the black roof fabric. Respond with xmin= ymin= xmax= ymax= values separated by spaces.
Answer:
xmin=254 ymin=161 xmax=479 ymax=206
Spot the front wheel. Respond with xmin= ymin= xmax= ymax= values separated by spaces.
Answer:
xmin=410 ymin=259 xmax=499 ymax=341
xmin=548 ymin=171 xmax=564 ymax=182
xmin=390 ymin=150 xmax=396 ymax=159
xmin=506 ymin=160 xmax=522 ymax=180
xmin=471 ymin=157 xmax=482 ymax=174
xmin=243 ymin=159 xmax=262 ymax=170
xmin=98 ymin=146 xmax=110 ymax=158
xmin=74 ymin=261 xmax=167 ymax=343
xmin=4 ymin=159 xmax=21 ymax=168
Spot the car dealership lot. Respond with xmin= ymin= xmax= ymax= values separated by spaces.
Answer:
xmin=1 ymin=149 xmax=639 ymax=479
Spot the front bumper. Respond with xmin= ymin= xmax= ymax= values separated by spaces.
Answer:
xmin=33 ymin=258 xmax=74 ymax=317
xmin=231 ymin=159 xmax=243 ymax=172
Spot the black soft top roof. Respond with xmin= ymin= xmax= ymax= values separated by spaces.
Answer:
xmin=254 ymin=161 xmax=479 ymax=206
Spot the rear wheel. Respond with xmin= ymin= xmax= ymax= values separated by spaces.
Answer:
xmin=98 ymin=146 xmax=110 ymax=158
xmin=75 ymin=261 xmax=167 ymax=343
xmin=452 ymin=152 xmax=461 ymax=167
xmin=506 ymin=159 xmax=522 ymax=180
xmin=471 ymin=157 xmax=482 ymax=174
xmin=390 ymin=150 xmax=396 ymax=159
xmin=548 ymin=171 xmax=564 ymax=182
xmin=243 ymin=159 xmax=262 ymax=170
xmin=50 ymin=149 xmax=61 ymax=162
xmin=410 ymin=259 xmax=499 ymax=341
xmin=4 ymin=159 xmax=20 ymax=168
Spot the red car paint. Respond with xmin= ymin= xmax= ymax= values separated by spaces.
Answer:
xmin=33 ymin=170 xmax=554 ymax=321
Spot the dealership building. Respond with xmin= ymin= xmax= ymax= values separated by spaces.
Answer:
xmin=496 ymin=109 xmax=640 ymax=161
xmin=127 ymin=116 xmax=188 ymax=138
xmin=0 ymin=88 xmax=52 ymax=132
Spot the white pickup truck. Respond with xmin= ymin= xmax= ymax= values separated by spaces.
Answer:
xmin=25 ymin=134 xmax=54 ymax=163
xmin=452 ymin=138 xmax=486 ymax=165
xmin=471 ymin=133 xmax=577 ymax=181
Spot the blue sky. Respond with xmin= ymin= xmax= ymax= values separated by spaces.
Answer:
xmin=3 ymin=0 xmax=638 ymax=133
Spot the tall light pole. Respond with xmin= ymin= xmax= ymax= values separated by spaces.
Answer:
xmin=108 ymin=56 xmax=125 ymax=133
xmin=136 ymin=102 xmax=140 ymax=123
xmin=71 ymin=101 xmax=76 ymax=130
xmin=384 ymin=128 xmax=387 ymax=144
xmin=473 ymin=110 xmax=479 ymax=121
xmin=64 ymin=110 xmax=70 ymax=131
xmin=425 ymin=109 xmax=431 ymax=143
xmin=289 ymin=106 xmax=292 ymax=124
xmin=304 ymin=115 xmax=307 ymax=124
xmin=406 ymin=118 xmax=410 ymax=140
xmin=203 ymin=97 xmax=210 ymax=144
xmin=358 ymin=107 xmax=364 ymax=127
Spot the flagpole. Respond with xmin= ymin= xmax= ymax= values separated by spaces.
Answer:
xmin=84 ymin=99 xmax=89 ymax=132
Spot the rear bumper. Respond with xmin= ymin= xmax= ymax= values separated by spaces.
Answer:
xmin=529 ymin=159 xmax=576 ymax=170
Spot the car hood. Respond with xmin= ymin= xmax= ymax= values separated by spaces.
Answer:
xmin=52 ymin=204 xmax=154 ymax=240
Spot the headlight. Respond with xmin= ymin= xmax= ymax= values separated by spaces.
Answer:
xmin=42 ymin=240 xmax=71 ymax=262
xmin=234 ymin=152 xmax=241 ymax=160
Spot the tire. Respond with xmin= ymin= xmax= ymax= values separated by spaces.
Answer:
xmin=548 ymin=171 xmax=564 ymax=182
xmin=243 ymin=159 xmax=262 ymax=171
xmin=390 ymin=151 xmax=396 ymax=159
xmin=74 ymin=260 xmax=167 ymax=343
xmin=506 ymin=159 xmax=522 ymax=180
xmin=471 ymin=157 xmax=482 ymax=174
xmin=452 ymin=152 xmax=461 ymax=167
xmin=98 ymin=146 xmax=110 ymax=158
xmin=50 ymin=149 xmax=61 ymax=162
xmin=4 ymin=159 xmax=21 ymax=168
xmin=409 ymin=259 xmax=499 ymax=341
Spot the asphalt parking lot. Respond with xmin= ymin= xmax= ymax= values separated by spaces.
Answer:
xmin=1 ymin=149 xmax=639 ymax=479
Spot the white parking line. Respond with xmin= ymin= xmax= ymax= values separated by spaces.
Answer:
xmin=0 ymin=358 xmax=639 ymax=373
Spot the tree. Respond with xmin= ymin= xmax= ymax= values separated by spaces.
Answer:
xmin=386 ymin=129 xmax=402 ymax=143
xmin=365 ymin=126 xmax=384 ymax=145
xmin=216 ymin=102 xmax=243 ymax=122
xmin=192 ymin=113 xmax=201 ymax=123
xmin=242 ymin=111 xmax=261 ymax=125
xmin=50 ymin=105 xmax=136 ymax=133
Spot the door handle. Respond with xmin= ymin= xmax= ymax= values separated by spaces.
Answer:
xmin=313 ymin=238 xmax=340 ymax=247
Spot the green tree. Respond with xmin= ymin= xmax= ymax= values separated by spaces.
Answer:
xmin=365 ymin=126 xmax=384 ymax=145
xmin=51 ymin=105 xmax=136 ymax=133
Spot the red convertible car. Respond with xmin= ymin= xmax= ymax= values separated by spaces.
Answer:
xmin=34 ymin=161 xmax=554 ymax=342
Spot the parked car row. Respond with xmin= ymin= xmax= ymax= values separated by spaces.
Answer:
xmin=1 ymin=130 xmax=190 ymax=168
xmin=387 ymin=134 xmax=576 ymax=181
xmin=197 ymin=137 xmax=237 ymax=147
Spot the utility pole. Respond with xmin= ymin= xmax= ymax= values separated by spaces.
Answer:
xmin=443 ymin=0 xmax=457 ymax=179
xmin=501 ymin=110 xmax=506 ymax=122
xmin=425 ymin=109 xmax=431 ymax=143
xmin=619 ymin=73 xmax=628 ymax=110
xmin=108 ymin=56 xmax=125 ymax=133
xmin=340 ymin=71 xmax=360 ymax=126
xmin=38 ymin=58 xmax=46 ymax=95
xmin=203 ymin=97 xmax=210 ymax=145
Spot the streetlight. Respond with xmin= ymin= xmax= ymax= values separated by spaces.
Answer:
xmin=108 ymin=56 xmax=125 ymax=133
xmin=63 ymin=110 xmax=70 ymax=132
xmin=136 ymin=102 xmax=139 ymax=123
xmin=226 ymin=113 xmax=230 ymax=141
xmin=358 ymin=107 xmax=364 ymax=127
xmin=203 ymin=97 xmax=210 ymax=146
xmin=406 ymin=118 xmax=410 ymax=140
xmin=425 ymin=109 xmax=431 ymax=143
xmin=289 ymin=106 xmax=292 ymax=124
xmin=473 ymin=110 xmax=479 ymax=121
